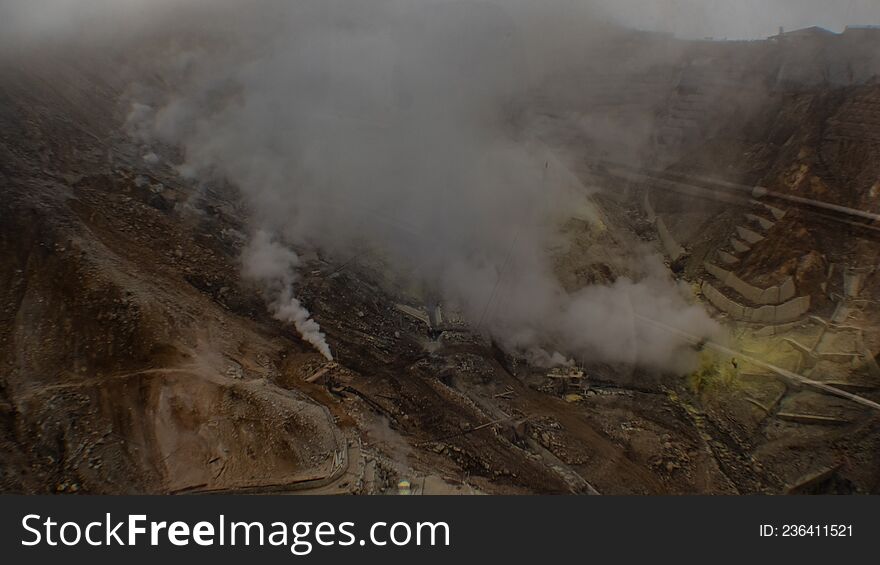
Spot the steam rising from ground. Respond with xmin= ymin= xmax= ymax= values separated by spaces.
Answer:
xmin=3 ymin=0 xmax=737 ymax=370
xmin=242 ymin=231 xmax=333 ymax=360
xmin=121 ymin=0 xmax=723 ymax=371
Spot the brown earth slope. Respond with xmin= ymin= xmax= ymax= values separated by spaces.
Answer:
xmin=3 ymin=43 xmax=880 ymax=495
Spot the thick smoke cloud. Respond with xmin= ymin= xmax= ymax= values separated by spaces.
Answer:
xmin=116 ymin=0 xmax=722 ymax=371
xmin=21 ymin=0 xmax=854 ymax=369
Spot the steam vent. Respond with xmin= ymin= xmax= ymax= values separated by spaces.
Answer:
xmin=3 ymin=3 xmax=880 ymax=496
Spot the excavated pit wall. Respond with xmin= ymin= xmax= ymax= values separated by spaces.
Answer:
xmin=702 ymin=282 xmax=811 ymax=323
xmin=704 ymin=262 xmax=796 ymax=305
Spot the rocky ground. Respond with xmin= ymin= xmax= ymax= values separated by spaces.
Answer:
xmin=2 ymin=45 xmax=879 ymax=495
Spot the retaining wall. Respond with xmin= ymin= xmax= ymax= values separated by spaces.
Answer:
xmin=731 ymin=238 xmax=750 ymax=253
xmin=736 ymin=226 xmax=764 ymax=244
xmin=704 ymin=262 xmax=796 ymax=305
xmin=717 ymin=251 xmax=740 ymax=265
xmin=702 ymin=282 xmax=810 ymax=323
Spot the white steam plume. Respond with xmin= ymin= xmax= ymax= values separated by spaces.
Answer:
xmin=119 ymin=0 xmax=721 ymax=372
xmin=242 ymin=230 xmax=332 ymax=361
xmin=0 ymin=0 xmax=730 ymax=371
xmin=7 ymin=1 xmax=880 ymax=372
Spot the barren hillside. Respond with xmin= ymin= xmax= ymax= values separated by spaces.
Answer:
xmin=2 ymin=25 xmax=880 ymax=495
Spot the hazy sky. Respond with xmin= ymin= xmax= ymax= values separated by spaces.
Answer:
xmin=596 ymin=0 xmax=880 ymax=39
xmin=2 ymin=1 xmax=879 ymax=44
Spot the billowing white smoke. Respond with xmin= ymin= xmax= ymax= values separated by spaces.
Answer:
xmin=241 ymin=231 xmax=333 ymax=361
xmin=121 ymin=0 xmax=720 ymax=371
